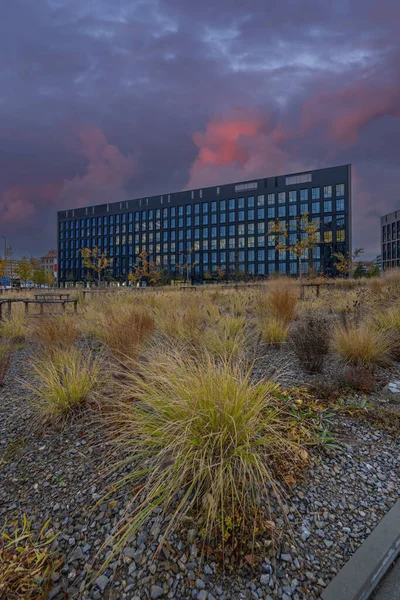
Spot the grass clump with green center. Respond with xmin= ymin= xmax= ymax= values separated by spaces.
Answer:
xmin=102 ymin=347 xmax=311 ymax=564
xmin=26 ymin=347 xmax=105 ymax=423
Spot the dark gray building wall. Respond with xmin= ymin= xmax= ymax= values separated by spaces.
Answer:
xmin=381 ymin=209 xmax=400 ymax=270
xmin=57 ymin=164 xmax=351 ymax=284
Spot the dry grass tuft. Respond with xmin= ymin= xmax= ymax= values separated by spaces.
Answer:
xmin=332 ymin=322 xmax=394 ymax=369
xmin=0 ymin=309 xmax=27 ymax=343
xmin=0 ymin=516 xmax=61 ymax=599
xmin=267 ymin=282 xmax=298 ymax=322
xmin=0 ymin=340 xmax=13 ymax=386
xmin=31 ymin=315 xmax=80 ymax=351
xmin=259 ymin=316 xmax=289 ymax=346
xmin=290 ymin=313 xmax=332 ymax=373
xmin=103 ymin=307 xmax=154 ymax=361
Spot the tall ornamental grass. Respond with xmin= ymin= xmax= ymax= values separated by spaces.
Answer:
xmin=102 ymin=347 xmax=310 ymax=563
xmin=25 ymin=347 xmax=105 ymax=423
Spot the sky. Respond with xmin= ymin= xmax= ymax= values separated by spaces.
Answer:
xmin=1 ymin=0 xmax=399 ymax=259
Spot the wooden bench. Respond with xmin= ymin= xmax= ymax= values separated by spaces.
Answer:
xmin=23 ymin=298 xmax=78 ymax=317
xmin=34 ymin=293 xmax=70 ymax=301
xmin=0 ymin=298 xmax=29 ymax=320
xmin=299 ymin=282 xmax=335 ymax=300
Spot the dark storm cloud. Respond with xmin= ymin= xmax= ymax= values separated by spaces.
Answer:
xmin=0 ymin=0 xmax=399 ymax=257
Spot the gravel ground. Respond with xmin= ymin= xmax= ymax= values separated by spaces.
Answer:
xmin=1 ymin=346 xmax=399 ymax=600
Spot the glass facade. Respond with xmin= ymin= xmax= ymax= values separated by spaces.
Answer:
xmin=57 ymin=165 xmax=351 ymax=283
xmin=381 ymin=210 xmax=400 ymax=269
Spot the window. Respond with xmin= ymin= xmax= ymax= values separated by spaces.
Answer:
xmin=229 ymin=225 xmax=236 ymax=237
xmin=238 ymin=197 xmax=244 ymax=209
xmin=312 ymin=202 xmax=320 ymax=214
xmin=257 ymin=222 xmax=264 ymax=234
xmin=278 ymin=206 xmax=286 ymax=217
xmin=258 ymin=236 xmax=265 ymax=247
xmin=336 ymin=183 xmax=345 ymax=197
xmin=285 ymin=173 xmax=312 ymax=185
xmin=238 ymin=210 xmax=245 ymax=222
xmin=235 ymin=181 xmax=257 ymax=192
xmin=289 ymin=262 xmax=297 ymax=275
xmin=220 ymin=199 xmax=226 ymax=211
xmin=336 ymin=199 xmax=345 ymax=212
xmin=248 ymin=237 xmax=255 ymax=247
xmin=258 ymin=249 xmax=265 ymax=261
xmin=311 ymin=187 xmax=320 ymax=200
xmin=238 ymin=238 xmax=245 ymax=248
xmin=258 ymin=208 xmax=265 ymax=220
xmin=211 ymin=201 xmax=217 ymax=212
xmin=257 ymin=195 xmax=265 ymax=206
xmin=324 ymin=231 xmax=333 ymax=242
xmin=220 ymin=212 xmax=226 ymax=224
xmin=194 ymin=203 xmax=200 ymax=215
xmin=203 ymin=202 xmax=209 ymax=213
xmin=268 ymin=207 xmax=275 ymax=218
xmin=324 ymin=200 xmax=332 ymax=213
xmin=300 ymin=203 xmax=308 ymax=215
xmin=278 ymin=192 xmax=285 ymax=204
xmin=268 ymin=248 xmax=275 ymax=261
xmin=279 ymin=263 xmax=287 ymax=274
xmin=267 ymin=193 xmax=275 ymax=205
xmin=289 ymin=205 xmax=297 ymax=216
xmin=229 ymin=212 xmax=235 ymax=223
xmin=248 ymin=209 xmax=255 ymax=220
xmin=336 ymin=215 xmax=345 ymax=228
xmin=300 ymin=189 xmax=308 ymax=201
xmin=229 ymin=198 xmax=235 ymax=210
xmin=248 ymin=223 xmax=255 ymax=234
xmin=288 ymin=190 xmax=296 ymax=203
xmin=202 ymin=214 xmax=208 ymax=225
xmin=336 ymin=230 xmax=345 ymax=242
xmin=238 ymin=224 xmax=245 ymax=236
xmin=324 ymin=185 xmax=332 ymax=198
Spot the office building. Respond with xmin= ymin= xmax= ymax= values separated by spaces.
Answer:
xmin=57 ymin=164 xmax=352 ymax=285
xmin=381 ymin=209 xmax=400 ymax=270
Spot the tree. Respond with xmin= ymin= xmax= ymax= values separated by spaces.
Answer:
xmin=215 ymin=265 xmax=226 ymax=283
xmin=79 ymin=246 xmax=112 ymax=285
xmin=128 ymin=251 xmax=160 ymax=286
xmin=333 ymin=248 xmax=364 ymax=277
xmin=269 ymin=213 xmax=320 ymax=280
xmin=44 ymin=270 xmax=56 ymax=287
xmin=178 ymin=248 xmax=198 ymax=283
xmin=32 ymin=268 xmax=46 ymax=286
xmin=15 ymin=256 xmax=35 ymax=287
xmin=1 ymin=246 xmax=14 ymax=278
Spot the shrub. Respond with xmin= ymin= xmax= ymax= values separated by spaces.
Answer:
xmin=0 ymin=516 xmax=61 ymax=599
xmin=332 ymin=322 xmax=394 ymax=369
xmin=103 ymin=307 xmax=154 ymax=361
xmin=260 ymin=316 xmax=289 ymax=345
xmin=31 ymin=315 xmax=80 ymax=351
xmin=290 ymin=313 xmax=332 ymax=373
xmin=102 ymin=348 xmax=310 ymax=562
xmin=342 ymin=365 xmax=377 ymax=393
xmin=267 ymin=282 xmax=297 ymax=322
xmin=25 ymin=347 xmax=105 ymax=423
xmin=0 ymin=340 xmax=13 ymax=386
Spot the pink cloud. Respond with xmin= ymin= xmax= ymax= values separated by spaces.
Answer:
xmin=0 ymin=182 xmax=62 ymax=225
xmin=187 ymin=111 xmax=308 ymax=188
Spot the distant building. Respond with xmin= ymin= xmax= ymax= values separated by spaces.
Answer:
xmin=39 ymin=250 xmax=58 ymax=281
xmin=381 ymin=210 xmax=400 ymax=270
xmin=374 ymin=254 xmax=382 ymax=270
xmin=58 ymin=164 xmax=352 ymax=285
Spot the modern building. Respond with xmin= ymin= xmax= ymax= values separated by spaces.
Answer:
xmin=374 ymin=254 xmax=382 ymax=270
xmin=57 ymin=164 xmax=352 ymax=285
xmin=39 ymin=250 xmax=58 ymax=281
xmin=381 ymin=209 xmax=400 ymax=270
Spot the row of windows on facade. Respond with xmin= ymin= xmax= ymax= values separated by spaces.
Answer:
xmin=59 ymin=260 xmax=322 ymax=279
xmin=382 ymin=221 xmax=400 ymax=242
xmin=59 ymin=187 xmax=346 ymax=229
xmin=59 ymin=241 xmax=343 ymax=273
xmin=382 ymin=241 xmax=400 ymax=261
xmin=59 ymin=229 xmax=346 ymax=261
xmin=59 ymin=217 xmax=345 ymax=252
xmin=59 ymin=201 xmax=346 ymax=241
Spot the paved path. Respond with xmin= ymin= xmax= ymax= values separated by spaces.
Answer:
xmin=371 ymin=559 xmax=400 ymax=600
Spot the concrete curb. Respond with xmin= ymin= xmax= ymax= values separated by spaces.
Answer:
xmin=321 ymin=500 xmax=400 ymax=600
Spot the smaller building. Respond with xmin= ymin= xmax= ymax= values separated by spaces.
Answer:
xmin=374 ymin=254 xmax=382 ymax=270
xmin=381 ymin=210 xmax=400 ymax=270
xmin=39 ymin=250 xmax=58 ymax=281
